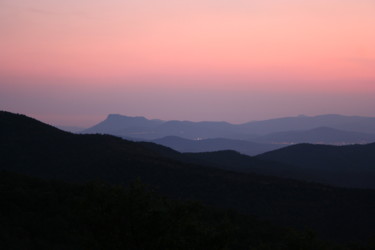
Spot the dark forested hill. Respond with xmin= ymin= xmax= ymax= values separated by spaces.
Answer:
xmin=1 ymin=171 xmax=365 ymax=250
xmin=1 ymin=110 xmax=375 ymax=243
xmin=141 ymin=140 xmax=375 ymax=189
xmin=257 ymin=143 xmax=375 ymax=188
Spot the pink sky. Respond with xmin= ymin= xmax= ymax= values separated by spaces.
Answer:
xmin=1 ymin=0 xmax=375 ymax=126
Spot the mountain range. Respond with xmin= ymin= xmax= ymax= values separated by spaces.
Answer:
xmin=252 ymin=126 xmax=375 ymax=145
xmin=83 ymin=114 xmax=375 ymax=140
xmin=82 ymin=114 xmax=375 ymax=155
xmin=1 ymin=110 xmax=375 ymax=244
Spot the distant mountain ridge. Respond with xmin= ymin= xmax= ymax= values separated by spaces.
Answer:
xmin=82 ymin=114 xmax=375 ymax=143
xmin=152 ymin=136 xmax=284 ymax=156
xmin=83 ymin=114 xmax=164 ymax=136
xmin=239 ymin=114 xmax=375 ymax=135
xmin=82 ymin=114 xmax=243 ymax=140
xmin=253 ymin=127 xmax=375 ymax=145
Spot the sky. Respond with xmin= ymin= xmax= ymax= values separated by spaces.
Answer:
xmin=1 ymin=0 xmax=375 ymax=127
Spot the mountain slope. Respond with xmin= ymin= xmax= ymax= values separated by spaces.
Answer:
xmin=144 ymin=142 xmax=375 ymax=189
xmin=2 ymin=110 xmax=375 ymax=242
xmin=257 ymin=143 xmax=375 ymax=188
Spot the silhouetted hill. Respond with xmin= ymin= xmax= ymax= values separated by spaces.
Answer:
xmin=0 ymin=111 xmax=70 ymax=138
xmin=2 ymin=110 xmax=375 ymax=243
xmin=144 ymin=144 xmax=375 ymax=189
xmin=139 ymin=142 xmax=289 ymax=177
xmin=257 ymin=143 xmax=375 ymax=188
xmin=253 ymin=127 xmax=375 ymax=145
xmin=152 ymin=136 xmax=285 ymax=156
xmin=179 ymin=150 xmax=308 ymax=178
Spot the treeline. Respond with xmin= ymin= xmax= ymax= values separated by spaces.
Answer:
xmin=1 ymin=171 xmax=373 ymax=250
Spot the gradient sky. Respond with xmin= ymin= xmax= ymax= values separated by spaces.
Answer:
xmin=1 ymin=0 xmax=375 ymax=127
